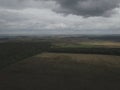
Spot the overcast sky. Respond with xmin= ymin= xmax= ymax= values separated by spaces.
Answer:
xmin=0 ymin=0 xmax=120 ymax=35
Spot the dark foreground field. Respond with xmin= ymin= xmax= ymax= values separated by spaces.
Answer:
xmin=0 ymin=53 xmax=120 ymax=90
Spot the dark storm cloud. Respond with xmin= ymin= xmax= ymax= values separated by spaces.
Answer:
xmin=54 ymin=0 xmax=120 ymax=16
xmin=0 ymin=0 xmax=120 ymax=17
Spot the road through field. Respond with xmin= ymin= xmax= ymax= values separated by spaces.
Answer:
xmin=0 ymin=53 xmax=120 ymax=90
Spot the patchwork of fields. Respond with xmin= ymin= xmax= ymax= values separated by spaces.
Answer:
xmin=0 ymin=36 xmax=120 ymax=90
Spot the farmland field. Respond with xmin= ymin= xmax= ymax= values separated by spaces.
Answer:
xmin=0 ymin=41 xmax=51 ymax=69
xmin=0 ymin=35 xmax=120 ymax=90
xmin=0 ymin=53 xmax=120 ymax=90
xmin=0 ymin=39 xmax=120 ymax=69
xmin=50 ymin=40 xmax=120 ymax=55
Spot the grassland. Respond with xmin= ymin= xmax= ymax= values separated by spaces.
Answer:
xmin=0 ymin=36 xmax=120 ymax=90
xmin=0 ymin=53 xmax=120 ymax=90
xmin=52 ymin=40 xmax=120 ymax=48
xmin=50 ymin=41 xmax=120 ymax=55
xmin=0 ymin=39 xmax=120 ymax=69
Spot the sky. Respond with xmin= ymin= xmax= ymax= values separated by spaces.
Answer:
xmin=0 ymin=0 xmax=120 ymax=35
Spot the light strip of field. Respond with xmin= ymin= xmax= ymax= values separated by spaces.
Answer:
xmin=35 ymin=53 xmax=120 ymax=67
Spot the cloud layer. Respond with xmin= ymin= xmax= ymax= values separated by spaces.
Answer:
xmin=54 ymin=0 xmax=120 ymax=16
xmin=0 ymin=0 xmax=120 ymax=35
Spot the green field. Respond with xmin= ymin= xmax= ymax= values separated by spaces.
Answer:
xmin=0 ymin=41 xmax=51 ymax=69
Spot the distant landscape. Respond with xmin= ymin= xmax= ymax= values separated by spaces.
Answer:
xmin=0 ymin=34 xmax=120 ymax=90
xmin=1 ymin=0 xmax=120 ymax=89
xmin=0 ymin=34 xmax=120 ymax=68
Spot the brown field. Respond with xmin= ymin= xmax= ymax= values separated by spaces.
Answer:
xmin=81 ymin=41 xmax=120 ymax=48
xmin=53 ymin=41 xmax=120 ymax=48
xmin=0 ymin=53 xmax=120 ymax=90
